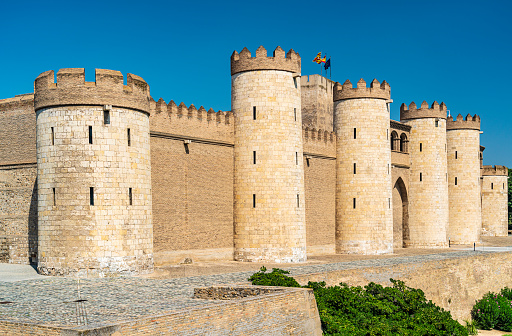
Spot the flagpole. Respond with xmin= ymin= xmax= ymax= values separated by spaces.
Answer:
xmin=330 ymin=57 xmax=332 ymax=80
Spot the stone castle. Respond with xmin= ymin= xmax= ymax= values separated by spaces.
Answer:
xmin=0 ymin=45 xmax=508 ymax=277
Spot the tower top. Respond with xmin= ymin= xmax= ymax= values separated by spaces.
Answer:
xmin=481 ymin=165 xmax=508 ymax=176
xmin=400 ymin=101 xmax=447 ymax=120
xmin=446 ymin=114 xmax=480 ymax=130
xmin=34 ymin=68 xmax=150 ymax=113
xmin=333 ymin=79 xmax=390 ymax=101
xmin=230 ymin=46 xmax=301 ymax=76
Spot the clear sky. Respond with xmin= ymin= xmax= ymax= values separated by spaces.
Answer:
xmin=1 ymin=0 xmax=510 ymax=167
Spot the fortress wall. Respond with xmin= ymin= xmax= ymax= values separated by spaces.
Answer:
xmin=0 ymin=94 xmax=36 ymax=165
xmin=481 ymin=174 xmax=508 ymax=236
xmin=301 ymin=75 xmax=335 ymax=132
xmin=292 ymin=251 xmax=512 ymax=322
xmin=0 ymin=164 xmax=37 ymax=264
xmin=150 ymin=136 xmax=234 ymax=259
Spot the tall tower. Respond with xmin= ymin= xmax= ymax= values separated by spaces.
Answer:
xmin=446 ymin=114 xmax=481 ymax=244
xmin=231 ymin=46 xmax=306 ymax=263
xmin=400 ymin=101 xmax=448 ymax=248
xmin=481 ymin=165 xmax=509 ymax=236
xmin=333 ymin=79 xmax=393 ymax=254
xmin=34 ymin=68 xmax=153 ymax=277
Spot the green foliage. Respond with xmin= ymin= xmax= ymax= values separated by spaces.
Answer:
xmin=464 ymin=319 xmax=478 ymax=335
xmin=472 ymin=291 xmax=512 ymax=331
xmin=248 ymin=266 xmax=301 ymax=288
xmin=248 ymin=268 xmax=467 ymax=335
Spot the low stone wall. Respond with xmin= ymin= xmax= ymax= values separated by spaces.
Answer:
xmin=292 ymin=250 xmax=512 ymax=321
xmin=0 ymin=286 xmax=322 ymax=336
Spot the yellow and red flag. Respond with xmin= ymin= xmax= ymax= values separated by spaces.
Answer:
xmin=312 ymin=52 xmax=322 ymax=63
xmin=319 ymin=56 xmax=327 ymax=64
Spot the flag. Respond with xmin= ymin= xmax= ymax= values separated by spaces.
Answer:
xmin=312 ymin=52 xmax=322 ymax=63
xmin=319 ymin=56 xmax=327 ymax=64
xmin=324 ymin=58 xmax=331 ymax=70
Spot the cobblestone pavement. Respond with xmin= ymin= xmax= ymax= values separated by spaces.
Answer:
xmin=0 ymin=250 xmax=491 ymax=327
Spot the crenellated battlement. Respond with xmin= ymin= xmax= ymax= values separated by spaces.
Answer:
xmin=400 ymin=101 xmax=447 ymax=120
xmin=481 ymin=165 xmax=508 ymax=176
xmin=0 ymin=93 xmax=34 ymax=113
xmin=446 ymin=113 xmax=480 ymax=130
xmin=303 ymin=127 xmax=335 ymax=143
xmin=34 ymin=68 xmax=150 ymax=113
xmin=231 ymin=46 xmax=301 ymax=75
xmin=333 ymin=79 xmax=390 ymax=101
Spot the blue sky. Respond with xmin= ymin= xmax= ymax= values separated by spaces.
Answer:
xmin=1 ymin=0 xmax=510 ymax=166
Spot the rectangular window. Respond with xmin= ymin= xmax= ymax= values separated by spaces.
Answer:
xmin=388 ymin=164 xmax=390 ymax=174
xmin=435 ymin=119 xmax=439 ymax=127
xmin=491 ymin=183 xmax=494 ymax=190
xmin=389 ymin=198 xmax=391 ymax=209
xmin=296 ymin=152 xmax=298 ymax=165
xmin=354 ymin=128 xmax=357 ymax=139
xmin=127 ymin=128 xmax=131 ymax=146
xmin=386 ymin=129 xmax=389 ymax=140
xmin=90 ymin=187 xmax=94 ymax=206
xmin=104 ymin=110 xmax=110 ymax=125
xmin=253 ymin=194 xmax=256 ymax=208
xmin=455 ymin=177 xmax=458 ymax=185
xmin=420 ymin=172 xmax=422 ymax=181
xmin=253 ymin=106 xmax=256 ymax=120
xmin=353 ymin=163 xmax=356 ymax=174
xmin=297 ymin=194 xmax=299 ymax=208
xmin=293 ymin=77 xmax=297 ymax=89
xmin=294 ymin=108 xmax=297 ymax=121
xmin=353 ymin=198 xmax=356 ymax=209
xmin=53 ymin=188 xmax=56 ymax=206
xmin=504 ymin=183 xmax=505 ymax=189
xmin=88 ymin=126 xmax=93 ymax=144
xmin=129 ymin=188 xmax=132 ymax=205
xmin=420 ymin=143 xmax=422 ymax=152
xmin=253 ymin=151 xmax=256 ymax=164
xmin=306 ymin=157 xmax=310 ymax=167
xmin=455 ymin=151 xmax=458 ymax=159
xmin=51 ymin=127 xmax=55 ymax=145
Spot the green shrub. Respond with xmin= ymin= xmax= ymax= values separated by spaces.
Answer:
xmin=471 ymin=292 xmax=502 ymax=330
xmin=248 ymin=268 xmax=468 ymax=335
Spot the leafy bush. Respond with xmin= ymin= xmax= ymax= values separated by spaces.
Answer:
xmin=248 ymin=267 xmax=468 ymax=335
xmin=472 ymin=291 xmax=512 ymax=332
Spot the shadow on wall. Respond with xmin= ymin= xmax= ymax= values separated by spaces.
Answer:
xmin=28 ymin=178 xmax=37 ymax=266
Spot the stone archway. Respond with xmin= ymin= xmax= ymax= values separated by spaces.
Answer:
xmin=393 ymin=177 xmax=409 ymax=248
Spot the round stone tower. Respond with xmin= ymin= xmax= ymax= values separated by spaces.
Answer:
xmin=446 ymin=114 xmax=481 ymax=244
xmin=34 ymin=68 xmax=153 ymax=277
xmin=231 ymin=46 xmax=306 ymax=262
xmin=333 ymin=79 xmax=393 ymax=254
xmin=481 ymin=165 xmax=509 ymax=236
xmin=400 ymin=101 xmax=448 ymax=248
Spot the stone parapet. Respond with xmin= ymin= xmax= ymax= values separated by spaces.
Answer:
xmin=0 ymin=94 xmax=34 ymax=113
xmin=231 ymin=46 xmax=300 ymax=75
xmin=400 ymin=101 xmax=447 ymax=120
xmin=333 ymin=79 xmax=390 ymax=101
xmin=34 ymin=69 xmax=150 ymax=113
xmin=482 ymin=165 xmax=508 ymax=176
xmin=446 ymin=114 xmax=480 ymax=130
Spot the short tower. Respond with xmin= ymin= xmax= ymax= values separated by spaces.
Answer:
xmin=446 ymin=114 xmax=481 ymax=244
xmin=400 ymin=101 xmax=448 ymax=247
xmin=231 ymin=46 xmax=306 ymax=262
xmin=333 ymin=79 xmax=393 ymax=254
xmin=481 ymin=165 xmax=508 ymax=236
xmin=34 ymin=68 xmax=153 ymax=276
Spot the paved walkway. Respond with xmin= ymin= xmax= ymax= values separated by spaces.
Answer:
xmin=0 ymin=250 xmax=491 ymax=328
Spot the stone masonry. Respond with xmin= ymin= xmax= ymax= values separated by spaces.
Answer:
xmin=481 ymin=165 xmax=509 ymax=236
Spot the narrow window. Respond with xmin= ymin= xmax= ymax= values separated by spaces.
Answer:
xmin=353 ymin=163 xmax=356 ymax=174
xmin=491 ymin=183 xmax=494 ymax=190
xmin=386 ymin=103 xmax=390 ymax=113
xmin=90 ymin=187 xmax=94 ymax=206
xmin=127 ymin=128 xmax=131 ymax=146
xmin=455 ymin=151 xmax=458 ymax=159
xmin=388 ymin=164 xmax=390 ymax=174
xmin=435 ymin=119 xmax=439 ymax=127
xmin=129 ymin=188 xmax=133 ymax=205
xmin=504 ymin=183 xmax=505 ymax=190
xmin=88 ymin=126 xmax=93 ymax=144
xmin=386 ymin=129 xmax=389 ymax=140
xmin=297 ymin=194 xmax=299 ymax=208
xmin=294 ymin=108 xmax=297 ymax=121
xmin=420 ymin=173 xmax=422 ymax=182
xmin=253 ymin=151 xmax=256 ymax=164
xmin=253 ymin=106 xmax=256 ymax=120
xmin=52 ymin=188 xmax=56 ymax=206
xmin=184 ymin=140 xmax=190 ymax=154
xmin=354 ymin=128 xmax=357 ymax=139
xmin=420 ymin=143 xmax=422 ymax=152
xmin=389 ymin=198 xmax=391 ymax=209
xmin=306 ymin=157 xmax=310 ymax=167
xmin=104 ymin=110 xmax=110 ymax=125
xmin=296 ymin=152 xmax=298 ymax=165
xmin=455 ymin=177 xmax=458 ymax=185
xmin=353 ymin=198 xmax=356 ymax=209
xmin=293 ymin=77 xmax=297 ymax=89
xmin=253 ymin=194 xmax=256 ymax=208
xmin=51 ymin=127 xmax=55 ymax=145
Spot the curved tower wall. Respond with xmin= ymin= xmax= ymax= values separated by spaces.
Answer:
xmin=231 ymin=46 xmax=306 ymax=262
xmin=333 ymin=79 xmax=393 ymax=254
xmin=400 ymin=101 xmax=448 ymax=248
xmin=481 ymin=166 xmax=508 ymax=236
xmin=446 ymin=114 xmax=481 ymax=244
xmin=35 ymin=68 xmax=153 ymax=277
